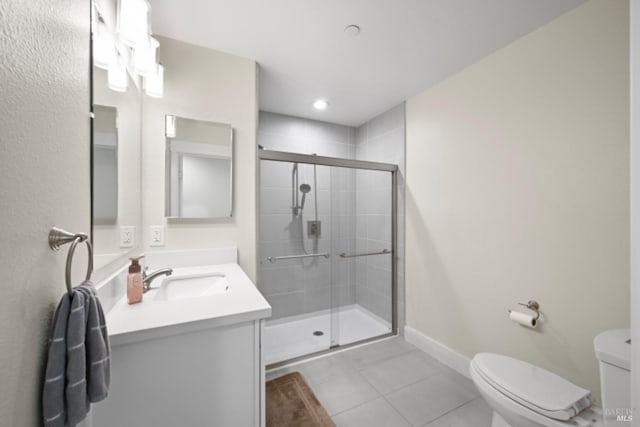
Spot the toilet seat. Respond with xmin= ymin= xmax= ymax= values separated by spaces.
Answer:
xmin=471 ymin=353 xmax=593 ymax=421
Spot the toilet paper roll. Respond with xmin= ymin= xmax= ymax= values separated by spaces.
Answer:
xmin=509 ymin=310 xmax=537 ymax=328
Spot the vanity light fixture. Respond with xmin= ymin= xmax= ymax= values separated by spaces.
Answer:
xmin=107 ymin=54 xmax=129 ymax=92
xmin=118 ymin=0 xmax=150 ymax=49
xmin=94 ymin=20 xmax=116 ymax=70
xmin=133 ymin=36 xmax=159 ymax=76
xmin=144 ymin=63 xmax=164 ymax=98
xmin=94 ymin=0 xmax=164 ymax=97
xmin=313 ymin=99 xmax=329 ymax=110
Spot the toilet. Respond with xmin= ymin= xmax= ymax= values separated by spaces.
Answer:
xmin=470 ymin=329 xmax=630 ymax=427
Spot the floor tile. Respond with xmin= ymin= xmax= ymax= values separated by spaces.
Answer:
xmin=337 ymin=337 xmax=416 ymax=370
xmin=423 ymin=398 xmax=492 ymax=427
xmin=359 ymin=351 xmax=442 ymax=394
xmin=311 ymin=372 xmax=381 ymax=415
xmin=333 ymin=397 xmax=412 ymax=427
xmin=293 ymin=354 xmax=358 ymax=386
xmin=438 ymin=367 xmax=479 ymax=396
xmin=386 ymin=373 xmax=478 ymax=427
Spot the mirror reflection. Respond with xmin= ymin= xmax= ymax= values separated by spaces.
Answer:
xmin=165 ymin=115 xmax=233 ymax=219
xmin=93 ymin=105 xmax=118 ymax=224
xmin=92 ymin=64 xmax=142 ymax=271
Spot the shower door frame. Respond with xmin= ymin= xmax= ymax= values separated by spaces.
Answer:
xmin=259 ymin=149 xmax=398 ymax=367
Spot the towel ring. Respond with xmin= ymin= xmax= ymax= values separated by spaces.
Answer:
xmin=49 ymin=227 xmax=94 ymax=295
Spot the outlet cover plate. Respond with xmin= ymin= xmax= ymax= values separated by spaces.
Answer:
xmin=150 ymin=225 xmax=164 ymax=247
xmin=119 ymin=226 xmax=135 ymax=248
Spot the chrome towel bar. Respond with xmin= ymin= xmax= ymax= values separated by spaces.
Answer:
xmin=49 ymin=227 xmax=93 ymax=295
xmin=267 ymin=253 xmax=330 ymax=263
xmin=339 ymin=249 xmax=390 ymax=258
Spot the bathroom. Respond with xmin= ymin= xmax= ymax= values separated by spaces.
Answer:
xmin=0 ymin=0 xmax=636 ymax=426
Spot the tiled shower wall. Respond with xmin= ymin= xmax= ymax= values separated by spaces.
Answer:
xmin=258 ymin=112 xmax=356 ymax=319
xmin=258 ymin=108 xmax=405 ymax=324
xmin=355 ymin=103 xmax=406 ymax=325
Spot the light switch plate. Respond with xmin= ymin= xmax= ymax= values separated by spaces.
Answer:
xmin=150 ymin=225 xmax=164 ymax=247
xmin=119 ymin=226 xmax=135 ymax=248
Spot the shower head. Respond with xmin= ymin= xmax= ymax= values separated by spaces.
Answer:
xmin=299 ymin=184 xmax=311 ymax=212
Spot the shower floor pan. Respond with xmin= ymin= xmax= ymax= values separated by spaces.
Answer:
xmin=264 ymin=304 xmax=391 ymax=365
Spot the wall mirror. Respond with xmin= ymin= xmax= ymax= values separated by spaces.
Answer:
xmin=165 ymin=115 xmax=233 ymax=219
xmin=91 ymin=0 xmax=143 ymax=273
xmin=93 ymin=105 xmax=118 ymax=224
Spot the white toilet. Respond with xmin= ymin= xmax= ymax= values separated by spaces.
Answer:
xmin=470 ymin=329 xmax=630 ymax=427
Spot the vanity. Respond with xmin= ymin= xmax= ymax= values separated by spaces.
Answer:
xmin=91 ymin=248 xmax=271 ymax=427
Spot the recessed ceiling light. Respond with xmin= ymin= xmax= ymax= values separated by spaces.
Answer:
xmin=344 ymin=25 xmax=361 ymax=37
xmin=313 ymin=99 xmax=328 ymax=110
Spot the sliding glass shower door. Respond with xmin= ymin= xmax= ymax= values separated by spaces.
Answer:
xmin=329 ymin=166 xmax=394 ymax=347
xmin=259 ymin=151 xmax=396 ymax=365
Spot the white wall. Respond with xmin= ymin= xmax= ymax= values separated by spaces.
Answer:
xmin=142 ymin=36 xmax=258 ymax=280
xmin=406 ymin=0 xmax=629 ymax=400
xmin=630 ymin=0 xmax=639 ymax=423
xmin=0 ymin=0 xmax=90 ymax=424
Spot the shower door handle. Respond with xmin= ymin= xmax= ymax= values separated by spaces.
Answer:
xmin=339 ymin=249 xmax=391 ymax=258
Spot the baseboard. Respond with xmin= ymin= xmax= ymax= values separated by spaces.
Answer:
xmin=405 ymin=326 xmax=471 ymax=379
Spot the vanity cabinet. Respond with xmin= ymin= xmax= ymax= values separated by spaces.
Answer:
xmin=92 ymin=319 xmax=266 ymax=427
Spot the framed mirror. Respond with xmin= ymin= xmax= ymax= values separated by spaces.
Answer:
xmin=165 ymin=115 xmax=233 ymax=219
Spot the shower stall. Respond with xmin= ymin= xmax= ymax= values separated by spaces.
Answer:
xmin=258 ymin=150 xmax=397 ymax=365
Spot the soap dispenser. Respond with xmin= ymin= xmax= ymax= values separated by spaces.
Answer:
xmin=127 ymin=256 xmax=144 ymax=305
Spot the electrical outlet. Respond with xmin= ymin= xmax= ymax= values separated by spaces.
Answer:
xmin=119 ymin=226 xmax=135 ymax=248
xmin=150 ymin=225 xmax=164 ymax=247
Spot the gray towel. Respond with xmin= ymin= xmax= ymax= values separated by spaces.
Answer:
xmin=76 ymin=283 xmax=110 ymax=401
xmin=43 ymin=281 xmax=110 ymax=427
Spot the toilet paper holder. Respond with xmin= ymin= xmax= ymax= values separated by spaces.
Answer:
xmin=509 ymin=300 xmax=540 ymax=321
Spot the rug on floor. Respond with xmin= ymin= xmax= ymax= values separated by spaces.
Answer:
xmin=266 ymin=372 xmax=335 ymax=427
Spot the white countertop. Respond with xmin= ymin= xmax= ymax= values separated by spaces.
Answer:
xmin=106 ymin=263 xmax=272 ymax=346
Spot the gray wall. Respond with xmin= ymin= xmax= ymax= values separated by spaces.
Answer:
xmin=0 ymin=0 xmax=91 ymax=424
xmin=355 ymin=104 xmax=406 ymax=325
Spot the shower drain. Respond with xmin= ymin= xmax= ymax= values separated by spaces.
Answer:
xmin=313 ymin=331 xmax=324 ymax=336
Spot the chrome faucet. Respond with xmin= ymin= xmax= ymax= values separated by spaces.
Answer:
xmin=143 ymin=267 xmax=173 ymax=293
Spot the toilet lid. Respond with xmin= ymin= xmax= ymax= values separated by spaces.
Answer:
xmin=472 ymin=353 xmax=593 ymax=421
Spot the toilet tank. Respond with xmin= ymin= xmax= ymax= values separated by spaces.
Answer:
xmin=594 ymin=328 xmax=631 ymax=426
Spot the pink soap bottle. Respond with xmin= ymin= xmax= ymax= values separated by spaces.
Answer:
xmin=127 ymin=256 xmax=144 ymax=304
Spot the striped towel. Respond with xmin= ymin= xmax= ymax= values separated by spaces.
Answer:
xmin=43 ymin=281 xmax=110 ymax=427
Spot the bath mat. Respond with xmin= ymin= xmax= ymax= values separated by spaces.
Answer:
xmin=266 ymin=372 xmax=335 ymax=427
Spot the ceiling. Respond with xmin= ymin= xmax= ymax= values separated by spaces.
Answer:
xmin=149 ymin=0 xmax=585 ymax=127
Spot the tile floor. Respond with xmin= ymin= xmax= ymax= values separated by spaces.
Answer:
xmin=266 ymin=336 xmax=493 ymax=427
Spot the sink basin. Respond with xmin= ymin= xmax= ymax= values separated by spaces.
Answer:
xmin=153 ymin=272 xmax=230 ymax=301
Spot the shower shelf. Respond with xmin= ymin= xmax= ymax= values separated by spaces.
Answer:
xmin=339 ymin=249 xmax=390 ymax=258
xmin=267 ymin=253 xmax=330 ymax=263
